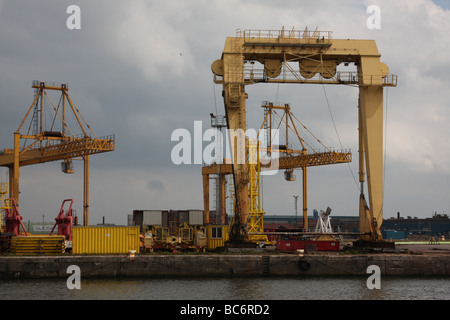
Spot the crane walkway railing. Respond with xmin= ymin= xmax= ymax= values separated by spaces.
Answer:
xmin=236 ymin=28 xmax=333 ymax=42
xmin=242 ymin=65 xmax=397 ymax=87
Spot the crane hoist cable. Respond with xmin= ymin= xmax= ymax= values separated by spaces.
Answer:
xmin=321 ymin=84 xmax=360 ymax=192
xmin=275 ymin=83 xmax=280 ymax=104
xmin=381 ymin=87 xmax=389 ymax=221
xmin=212 ymin=74 xmax=219 ymax=115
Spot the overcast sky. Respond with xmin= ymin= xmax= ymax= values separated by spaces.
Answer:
xmin=0 ymin=0 xmax=449 ymax=225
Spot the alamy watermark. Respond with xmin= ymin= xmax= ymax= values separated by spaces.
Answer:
xmin=366 ymin=5 xmax=381 ymax=30
xmin=170 ymin=121 xmax=280 ymax=174
xmin=366 ymin=265 xmax=381 ymax=289
xmin=65 ymin=4 xmax=381 ymax=31
xmin=66 ymin=265 xmax=81 ymax=289
xmin=66 ymin=5 xmax=81 ymax=30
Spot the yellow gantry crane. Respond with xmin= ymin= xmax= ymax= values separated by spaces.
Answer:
xmin=0 ymin=81 xmax=115 ymax=226
xmin=210 ymin=28 xmax=397 ymax=244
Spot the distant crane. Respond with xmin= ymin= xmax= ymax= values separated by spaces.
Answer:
xmin=0 ymin=81 xmax=115 ymax=226
xmin=257 ymin=102 xmax=351 ymax=232
xmin=202 ymin=101 xmax=352 ymax=243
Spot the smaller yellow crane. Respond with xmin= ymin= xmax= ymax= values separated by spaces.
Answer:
xmin=202 ymin=101 xmax=352 ymax=244
xmin=0 ymin=81 xmax=115 ymax=226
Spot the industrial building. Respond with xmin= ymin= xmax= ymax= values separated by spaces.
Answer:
xmin=264 ymin=212 xmax=450 ymax=240
xmin=382 ymin=213 xmax=450 ymax=238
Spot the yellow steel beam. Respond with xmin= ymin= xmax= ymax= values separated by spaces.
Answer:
xmin=83 ymin=155 xmax=89 ymax=226
xmin=202 ymin=174 xmax=210 ymax=225
xmin=202 ymin=150 xmax=351 ymax=175
xmin=32 ymin=83 xmax=68 ymax=91
xmin=0 ymin=137 xmax=115 ymax=167
xmin=271 ymin=150 xmax=352 ymax=169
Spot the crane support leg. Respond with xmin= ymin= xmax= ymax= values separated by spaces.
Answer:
xmin=203 ymin=173 xmax=210 ymax=225
xmin=358 ymin=85 xmax=384 ymax=241
xmin=302 ymin=167 xmax=308 ymax=231
xmin=83 ymin=155 xmax=89 ymax=226
xmin=222 ymin=38 xmax=251 ymax=242
xmin=9 ymin=132 xmax=20 ymax=205
xmin=220 ymin=175 xmax=226 ymax=224
xmin=226 ymin=94 xmax=249 ymax=241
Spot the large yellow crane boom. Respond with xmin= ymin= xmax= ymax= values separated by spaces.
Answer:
xmin=211 ymin=28 xmax=397 ymax=244
xmin=0 ymin=81 xmax=115 ymax=226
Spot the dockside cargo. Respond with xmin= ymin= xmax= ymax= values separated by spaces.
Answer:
xmin=133 ymin=209 xmax=204 ymax=231
xmin=72 ymin=226 xmax=140 ymax=254
xmin=10 ymin=235 xmax=66 ymax=255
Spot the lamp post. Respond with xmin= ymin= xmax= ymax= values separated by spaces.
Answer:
xmin=293 ymin=195 xmax=298 ymax=226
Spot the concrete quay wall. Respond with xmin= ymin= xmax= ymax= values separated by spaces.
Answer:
xmin=1 ymin=254 xmax=450 ymax=279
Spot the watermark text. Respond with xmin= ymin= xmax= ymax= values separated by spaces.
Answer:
xmin=66 ymin=5 xmax=81 ymax=30
xmin=366 ymin=265 xmax=381 ymax=289
xmin=171 ymin=121 xmax=280 ymax=174
xmin=66 ymin=265 xmax=81 ymax=289
xmin=366 ymin=5 xmax=381 ymax=30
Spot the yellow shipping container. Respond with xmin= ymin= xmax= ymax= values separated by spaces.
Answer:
xmin=72 ymin=226 xmax=140 ymax=254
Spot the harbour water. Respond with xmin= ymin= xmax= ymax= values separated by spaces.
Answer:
xmin=1 ymin=276 xmax=449 ymax=300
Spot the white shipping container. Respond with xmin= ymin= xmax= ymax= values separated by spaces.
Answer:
xmin=189 ymin=210 xmax=204 ymax=225
xmin=143 ymin=210 xmax=163 ymax=226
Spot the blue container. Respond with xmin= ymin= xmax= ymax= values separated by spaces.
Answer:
xmin=382 ymin=230 xmax=405 ymax=240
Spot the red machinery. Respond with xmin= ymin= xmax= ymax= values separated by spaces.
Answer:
xmin=50 ymin=199 xmax=74 ymax=241
xmin=3 ymin=198 xmax=28 ymax=236
xmin=276 ymin=239 xmax=341 ymax=252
